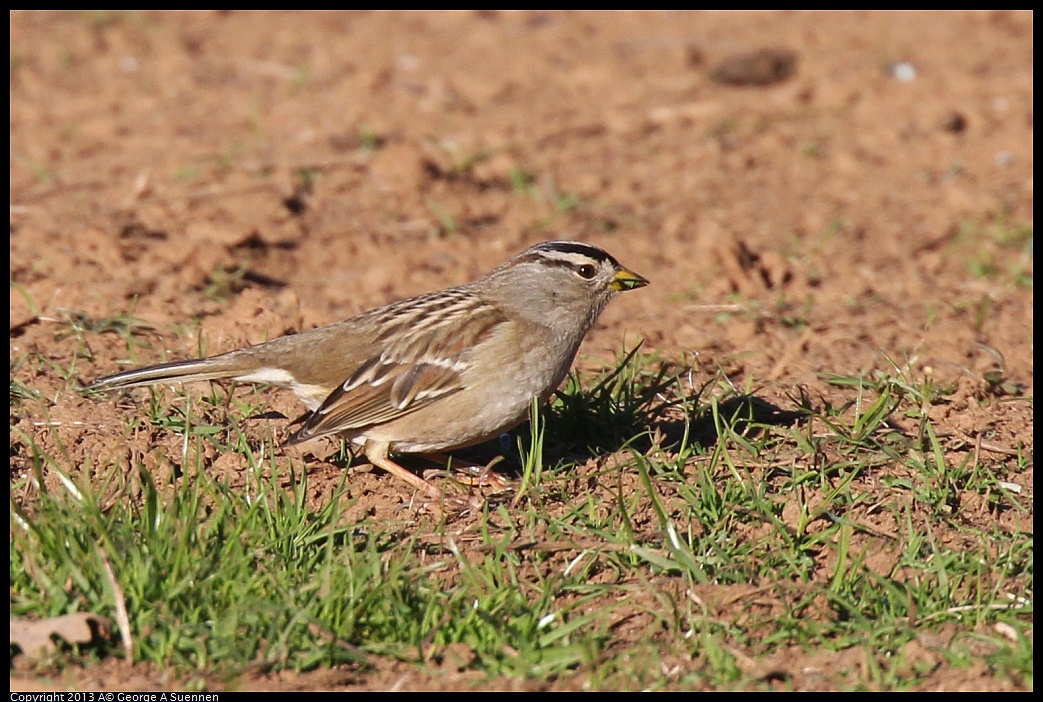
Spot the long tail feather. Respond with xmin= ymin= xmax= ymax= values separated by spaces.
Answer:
xmin=85 ymin=356 xmax=246 ymax=391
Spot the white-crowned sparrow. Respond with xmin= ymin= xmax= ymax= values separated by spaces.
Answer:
xmin=87 ymin=240 xmax=648 ymax=497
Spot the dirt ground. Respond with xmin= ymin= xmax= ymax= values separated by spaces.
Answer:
xmin=10 ymin=10 xmax=1032 ymax=691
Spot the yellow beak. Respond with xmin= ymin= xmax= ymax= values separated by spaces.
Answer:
xmin=610 ymin=267 xmax=650 ymax=292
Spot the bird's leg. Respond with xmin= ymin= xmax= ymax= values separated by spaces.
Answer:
xmin=363 ymin=439 xmax=443 ymax=498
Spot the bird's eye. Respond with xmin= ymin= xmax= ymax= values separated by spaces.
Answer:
xmin=577 ymin=264 xmax=597 ymax=280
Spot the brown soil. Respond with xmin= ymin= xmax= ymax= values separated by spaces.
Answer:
xmin=10 ymin=10 xmax=1032 ymax=691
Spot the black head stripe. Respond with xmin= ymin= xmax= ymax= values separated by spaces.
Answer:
xmin=533 ymin=241 xmax=618 ymax=266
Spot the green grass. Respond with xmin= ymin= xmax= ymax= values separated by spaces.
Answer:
xmin=958 ymin=220 xmax=1033 ymax=288
xmin=9 ymin=338 xmax=1033 ymax=690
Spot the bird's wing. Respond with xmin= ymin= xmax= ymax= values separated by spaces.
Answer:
xmin=286 ymin=293 xmax=504 ymax=444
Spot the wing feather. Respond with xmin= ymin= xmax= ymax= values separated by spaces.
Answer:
xmin=286 ymin=296 xmax=503 ymax=444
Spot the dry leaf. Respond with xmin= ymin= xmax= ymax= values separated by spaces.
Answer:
xmin=10 ymin=613 xmax=114 ymax=660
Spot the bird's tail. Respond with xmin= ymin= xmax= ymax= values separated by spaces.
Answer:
xmin=85 ymin=355 xmax=249 ymax=392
